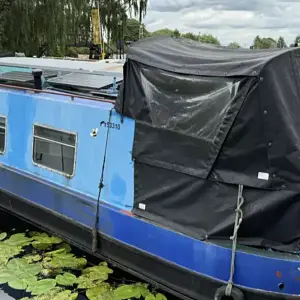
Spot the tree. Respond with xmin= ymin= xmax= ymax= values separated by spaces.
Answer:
xmin=182 ymin=32 xmax=198 ymax=41
xmin=228 ymin=42 xmax=241 ymax=49
xmin=151 ymin=28 xmax=175 ymax=37
xmin=253 ymin=36 xmax=276 ymax=49
xmin=0 ymin=0 xmax=12 ymax=51
xmin=294 ymin=35 xmax=300 ymax=47
xmin=173 ymin=29 xmax=181 ymax=38
xmin=199 ymin=33 xmax=220 ymax=45
xmin=277 ymin=36 xmax=287 ymax=48
xmin=123 ymin=18 xmax=149 ymax=42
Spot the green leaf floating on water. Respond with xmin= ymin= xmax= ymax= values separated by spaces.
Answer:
xmin=0 ymin=258 xmax=41 ymax=290
xmin=26 ymin=278 xmax=57 ymax=295
xmin=77 ymin=263 xmax=113 ymax=289
xmin=155 ymin=293 xmax=168 ymax=300
xmin=86 ymin=283 xmax=112 ymax=300
xmin=23 ymin=254 xmax=42 ymax=264
xmin=29 ymin=232 xmax=62 ymax=250
xmin=0 ymin=232 xmax=7 ymax=241
xmin=113 ymin=284 xmax=143 ymax=300
xmin=56 ymin=272 xmax=77 ymax=286
xmin=3 ymin=233 xmax=33 ymax=247
xmin=52 ymin=290 xmax=78 ymax=300
xmin=43 ymin=253 xmax=87 ymax=270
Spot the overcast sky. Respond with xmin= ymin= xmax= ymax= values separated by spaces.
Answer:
xmin=143 ymin=0 xmax=300 ymax=47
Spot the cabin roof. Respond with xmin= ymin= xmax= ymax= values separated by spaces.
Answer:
xmin=127 ymin=36 xmax=298 ymax=77
xmin=0 ymin=57 xmax=125 ymax=75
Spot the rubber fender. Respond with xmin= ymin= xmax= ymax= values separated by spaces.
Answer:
xmin=214 ymin=286 xmax=244 ymax=300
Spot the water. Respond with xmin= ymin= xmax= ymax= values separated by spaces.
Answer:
xmin=0 ymin=210 xmax=178 ymax=300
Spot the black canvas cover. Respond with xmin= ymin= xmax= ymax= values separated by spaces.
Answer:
xmin=115 ymin=36 xmax=300 ymax=253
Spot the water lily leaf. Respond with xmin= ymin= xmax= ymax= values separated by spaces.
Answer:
xmin=113 ymin=284 xmax=142 ymax=300
xmin=86 ymin=283 xmax=112 ymax=300
xmin=0 ymin=232 xmax=7 ymax=241
xmin=3 ymin=233 xmax=33 ymax=247
xmin=0 ymin=269 xmax=15 ymax=284
xmin=145 ymin=294 xmax=156 ymax=300
xmin=0 ymin=258 xmax=41 ymax=289
xmin=52 ymin=290 xmax=78 ymax=300
xmin=23 ymin=254 xmax=42 ymax=264
xmin=30 ymin=232 xmax=62 ymax=250
xmin=8 ymin=279 xmax=28 ymax=290
xmin=155 ymin=293 xmax=167 ymax=300
xmin=27 ymin=279 xmax=57 ymax=295
xmin=43 ymin=253 xmax=87 ymax=270
xmin=59 ymin=243 xmax=72 ymax=253
xmin=82 ymin=264 xmax=113 ymax=275
xmin=45 ymin=248 xmax=66 ymax=257
xmin=29 ymin=287 xmax=64 ymax=300
xmin=56 ymin=272 xmax=77 ymax=286
xmin=77 ymin=271 xmax=108 ymax=289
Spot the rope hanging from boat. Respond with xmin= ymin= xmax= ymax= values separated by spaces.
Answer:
xmin=225 ymin=184 xmax=244 ymax=297
xmin=92 ymin=108 xmax=113 ymax=253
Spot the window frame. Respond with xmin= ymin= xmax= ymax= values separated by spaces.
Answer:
xmin=0 ymin=115 xmax=7 ymax=155
xmin=32 ymin=123 xmax=78 ymax=178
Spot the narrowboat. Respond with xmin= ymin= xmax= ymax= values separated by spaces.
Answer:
xmin=1 ymin=36 xmax=300 ymax=300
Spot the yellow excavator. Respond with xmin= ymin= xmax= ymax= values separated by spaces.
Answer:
xmin=90 ymin=7 xmax=105 ymax=60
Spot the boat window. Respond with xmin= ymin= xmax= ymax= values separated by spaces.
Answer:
xmin=32 ymin=125 xmax=77 ymax=177
xmin=0 ymin=116 xmax=6 ymax=154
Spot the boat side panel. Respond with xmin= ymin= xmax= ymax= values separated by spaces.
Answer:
xmin=0 ymin=164 xmax=300 ymax=296
xmin=0 ymin=88 xmax=134 ymax=209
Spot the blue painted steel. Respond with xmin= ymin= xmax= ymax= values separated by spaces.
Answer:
xmin=1 ymin=85 xmax=300 ymax=297
xmin=0 ymin=66 xmax=31 ymax=73
xmin=0 ymin=164 xmax=300 ymax=296
xmin=0 ymin=88 xmax=134 ymax=210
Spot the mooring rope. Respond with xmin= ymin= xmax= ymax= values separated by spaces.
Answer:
xmin=92 ymin=108 xmax=113 ymax=253
xmin=225 ymin=184 xmax=244 ymax=297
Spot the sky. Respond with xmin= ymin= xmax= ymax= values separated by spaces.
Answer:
xmin=143 ymin=0 xmax=300 ymax=47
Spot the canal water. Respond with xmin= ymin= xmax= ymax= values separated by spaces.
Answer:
xmin=0 ymin=210 xmax=178 ymax=300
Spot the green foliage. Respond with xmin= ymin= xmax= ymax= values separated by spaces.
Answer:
xmin=30 ymin=231 xmax=62 ymax=250
xmin=77 ymin=265 xmax=110 ymax=289
xmin=199 ymin=33 xmax=220 ymax=45
xmin=277 ymin=36 xmax=287 ymax=48
xmin=86 ymin=283 xmax=112 ymax=300
xmin=151 ymin=28 xmax=175 ymax=37
xmin=124 ymin=18 xmax=149 ymax=42
xmin=43 ymin=252 xmax=87 ymax=270
xmin=113 ymin=283 xmax=151 ymax=300
xmin=26 ymin=279 xmax=57 ymax=295
xmin=0 ymin=258 xmax=41 ymax=290
xmin=56 ymin=272 xmax=77 ymax=286
xmin=253 ymin=35 xmax=277 ymax=49
xmin=0 ymin=230 xmax=167 ymax=300
xmin=228 ymin=42 xmax=241 ymax=49
xmin=0 ymin=232 xmax=7 ymax=241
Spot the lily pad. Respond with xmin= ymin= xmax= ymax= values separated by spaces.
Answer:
xmin=3 ymin=233 xmax=33 ymax=247
xmin=43 ymin=253 xmax=87 ymax=270
xmin=86 ymin=283 xmax=112 ymax=300
xmin=23 ymin=254 xmax=42 ymax=264
xmin=113 ymin=284 xmax=143 ymax=300
xmin=30 ymin=232 xmax=62 ymax=250
xmin=56 ymin=272 xmax=77 ymax=286
xmin=0 ymin=243 xmax=24 ymax=267
xmin=155 ymin=293 xmax=167 ymax=300
xmin=26 ymin=278 xmax=57 ymax=295
xmin=0 ymin=258 xmax=41 ymax=289
xmin=52 ymin=290 xmax=78 ymax=300
xmin=82 ymin=264 xmax=113 ymax=275
xmin=0 ymin=232 xmax=7 ymax=241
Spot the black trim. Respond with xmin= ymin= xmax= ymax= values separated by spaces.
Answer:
xmin=0 ymin=190 xmax=296 ymax=300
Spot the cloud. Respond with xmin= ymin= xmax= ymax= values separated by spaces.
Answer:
xmin=144 ymin=0 xmax=300 ymax=47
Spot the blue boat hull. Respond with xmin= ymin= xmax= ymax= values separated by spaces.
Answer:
xmin=0 ymin=163 xmax=300 ymax=300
